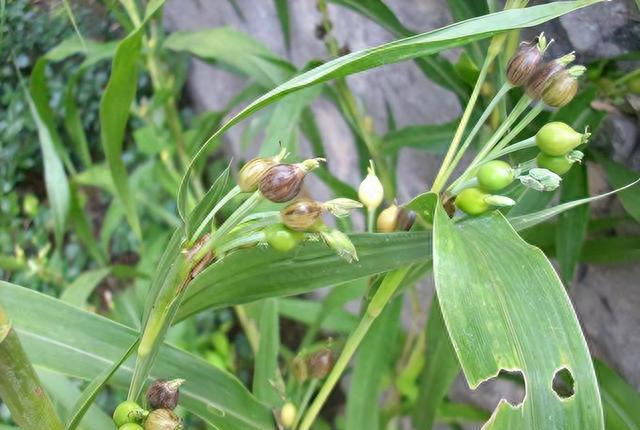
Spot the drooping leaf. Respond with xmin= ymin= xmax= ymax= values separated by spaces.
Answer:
xmin=176 ymin=232 xmax=432 ymax=321
xmin=277 ymin=298 xmax=359 ymax=333
xmin=556 ymin=164 xmax=589 ymax=285
xmin=0 ymin=282 xmax=276 ymax=430
xmin=433 ymin=204 xmax=603 ymax=428
xmin=274 ymin=0 xmax=291 ymax=51
xmin=180 ymin=0 xmax=602 ymax=203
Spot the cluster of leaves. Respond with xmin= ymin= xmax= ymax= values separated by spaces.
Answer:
xmin=0 ymin=0 xmax=639 ymax=430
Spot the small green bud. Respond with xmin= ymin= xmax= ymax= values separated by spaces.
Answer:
xmin=280 ymin=403 xmax=297 ymax=428
xmin=265 ymin=224 xmax=303 ymax=252
xmin=455 ymin=188 xmax=490 ymax=216
xmin=113 ymin=401 xmax=147 ymax=426
xmin=476 ymin=160 xmax=515 ymax=191
xmin=358 ymin=161 xmax=384 ymax=210
xmin=536 ymin=150 xmax=583 ymax=175
xmin=535 ymin=122 xmax=589 ymax=156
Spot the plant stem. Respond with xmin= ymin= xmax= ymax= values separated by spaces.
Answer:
xmin=0 ymin=306 xmax=64 ymax=430
xmin=439 ymin=83 xmax=511 ymax=185
xmin=367 ymin=208 xmax=375 ymax=233
xmin=190 ymin=186 xmax=242 ymax=244
xmin=293 ymin=379 xmax=320 ymax=429
xmin=485 ymin=136 xmax=536 ymax=161
xmin=297 ymin=267 xmax=410 ymax=430
xmin=447 ymin=95 xmax=531 ymax=193
xmin=488 ymin=102 xmax=544 ymax=156
xmin=430 ymin=36 xmax=505 ymax=194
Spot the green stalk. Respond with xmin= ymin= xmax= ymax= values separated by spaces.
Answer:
xmin=485 ymin=136 xmax=536 ymax=161
xmin=190 ymin=185 xmax=242 ymax=245
xmin=293 ymin=379 xmax=320 ymax=429
xmin=488 ymin=102 xmax=544 ymax=156
xmin=447 ymin=95 xmax=531 ymax=193
xmin=367 ymin=208 xmax=376 ymax=233
xmin=297 ymin=267 xmax=410 ymax=430
xmin=0 ymin=306 xmax=64 ymax=430
xmin=439 ymin=83 xmax=512 ymax=185
xmin=430 ymin=34 xmax=506 ymax=194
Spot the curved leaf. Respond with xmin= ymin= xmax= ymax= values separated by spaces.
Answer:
xmin=176 ymin=232 xmax=431 ymax=321
xmin=433 ymin=205 xmax=603 ymax=428
xmin=179 ymin=0 xmax=603 ymax=203
xmin=0 ymin=283 xmax=275 ymax=430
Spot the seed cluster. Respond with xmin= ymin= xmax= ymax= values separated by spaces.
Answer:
xmin=112 ymin=379 xmax=184 ymax=430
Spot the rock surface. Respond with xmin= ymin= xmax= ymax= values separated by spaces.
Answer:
xmin=164 ymin=0 xmax=640 ymax=421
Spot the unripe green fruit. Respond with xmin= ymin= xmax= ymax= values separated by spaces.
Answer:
xmin=265 ymin=224 xmax=303 ymax=252
xmin=535 ymin=122 xmax=586 ymax=156
xmin=113 ymin=401 xmax=146 ymax=426
xmin=455 ymin=188 xmax=490 ymax=216
xmin=120 ymin=424 xmax=144 ymax=430
xmin=536 ymin=152 xmax=573 ymax=175
xmin=476 ymin=160 xmax=514 ymax=191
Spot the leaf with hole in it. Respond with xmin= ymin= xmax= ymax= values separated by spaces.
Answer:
xmin=595 ymin=359 xmax=640 ymax=429
xmin=176 ymin=232 xmax=431 ymax=321
xmin=433 ymin=204 xmax=603 ymax=428
xmin=179 ymin=0 xmax=602 ymax=203
xmin=0 ymin=282 xmax=276 ymax=430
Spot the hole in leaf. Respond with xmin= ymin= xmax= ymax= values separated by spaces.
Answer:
xmin=552 ymin=367 xmax=575 ymax=399
xmin=470 ymin=369 xmax=526 ymax=408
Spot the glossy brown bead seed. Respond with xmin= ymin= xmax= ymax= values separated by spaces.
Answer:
xmin=309 ymin=348 xmax=334 ymax=379
xmin=259 ymin=164 xmax=305 ymax=203
xmin=238 ymin=158 xmax=276 ymax=192
xmin=542 ymin=70 xmax=578 ymax=107
xmin=146 ymin=379 xmax=184 ymax=410
xmin=281 ymin=199 xmax=323 ymax=231
xmin=526 ymin=61 xmax=565 ymax=100
xmin=507 ymin=44 xmax=543 ymax=87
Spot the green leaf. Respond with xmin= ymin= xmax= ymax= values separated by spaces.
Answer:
xmin=277 ymin=298 xmax=359 ymax=333
xmin=509 ymin=179 xmax=640 ymax=231
xmin=180 ymin=0 xmax=602 ymax=202
xmin=594 ymin=153 xmax=640 ymax=222
xmin=382 ymin=121 xmax=456 ymax=153
xmin=38 ymin=371 xmax=113 ymax=430
xmin=274 ymin=0 xmax=291 ymax=51
xmin=581 ymin=236 xmax=640 ymax=265
xmin=185 ymin=165 xmax=231 ymax=240
xmin=345 ymin=296 xmax=402 ymax=430
xmin=556 ymin=164 xmax=589 ymax=285
xmin=252 ymin=299 xmax=283 ymax=406
xmin=60 ymin=268 xmax=111 ymax=307
xmin=65 ymin=338 xmax=138 ymax=430
xmin=99 ymin=27 xmax=144 ymax=239
xmin=69 ymin=184 xmax=108 ymax=266
xmin=433 ymin=205 xmax=603 ymax=428
xmin=23 ymin=81 xmax=70 ymax=248
xmin=163 ymin=28 xmax=295 ymax=88
xmin=0 ymin=282 xmax=275 ymax=430
xmin=413 ymin=298 xmax=459 ymax=430
xmin=595 ymin=359 xmax=640 ymax=429
xmin=176 ymin=232 xmax=432 ymax=321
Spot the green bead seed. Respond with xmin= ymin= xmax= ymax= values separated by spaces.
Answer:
xmin=476 ymin=160 xmax=514 ymax=191
xmin=265 ymin=224 xmax=303 ymax=252
xmin=536 ymin=152 xmax=573 ymax=175
xmin=113 ymin=401 xmax=145 ymax=426
xmin=455 ymin=188 xmax=490 ymax=216
xmin=535 ymin=122 xmax=584 ymax=156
